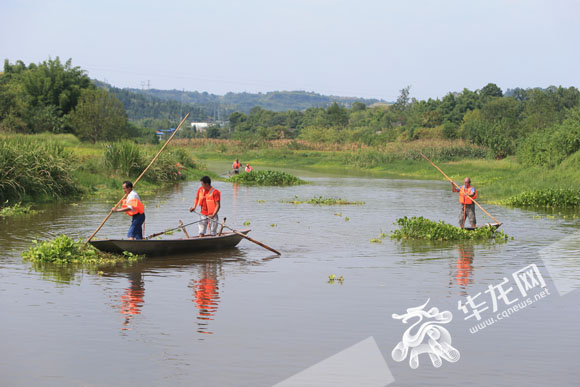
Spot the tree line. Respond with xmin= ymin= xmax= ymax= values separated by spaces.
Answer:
xmin=2 ymin=57 xmax=579 ymax=168
xmin=220 ymin=84 xmax=580 ymax=166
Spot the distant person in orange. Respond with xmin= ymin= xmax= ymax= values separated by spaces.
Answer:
xmin=232 ymin=159 xmax=241 ymax=174
xmin=189 ymin=176 xmax=221 ymax=237
xmin=245 ymin=163 xmax=253 ymax=173
xmin=112 ymin=181 xmax=145 ymax=240
xmin=452 ymin=177 xmax=477 ymax=228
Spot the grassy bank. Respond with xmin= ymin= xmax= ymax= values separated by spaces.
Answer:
xmin=0 ymin=133 xmax=215 ymax=205
xmin=176 ymin=138 xmax=580 ymax=205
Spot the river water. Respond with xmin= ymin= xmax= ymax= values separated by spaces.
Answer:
xmin=1 ymin=167 xmax=579 ymax=386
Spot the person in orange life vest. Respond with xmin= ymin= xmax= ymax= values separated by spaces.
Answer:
xmin=189 ymin=176 xmax=221 ymax=237
xmin=452 ymin=177 xmax=477 ymax=228
xmin=232 ymin=159 xmax=241 ymax=174
xmin=112 ymin=181 xmax=145 ymax=240
xmin=245 ymin=163 xmax=253 ymax=173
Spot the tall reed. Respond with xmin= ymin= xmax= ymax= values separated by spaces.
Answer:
xmin=0 ymin=137 xmax=78 ymax=202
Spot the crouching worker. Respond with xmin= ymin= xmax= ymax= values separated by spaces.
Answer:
xmin=189 ymin=176 xmax=221 ymax=237
xmin=113 ymin=181 xmax=146 ymax=240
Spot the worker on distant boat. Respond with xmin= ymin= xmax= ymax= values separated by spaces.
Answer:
xmin=452 ymin=177 xmax=477 ymax=228
xmin=245 ymin=163 xmax=253 ymax=173
xmin=232 ymin=159 xmax=241 ymax=174
xmin=113 ymin=181 xmax=146 ymax=240
xmin=189 ymin=176 xmax=221 ymax=237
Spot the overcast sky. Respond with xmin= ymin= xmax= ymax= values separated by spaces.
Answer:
xmin=1 ymin=0 xmax=578 ymax=101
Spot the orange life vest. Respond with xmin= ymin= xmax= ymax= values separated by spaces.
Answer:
xmin=122 ymin=194 xmax=145 ymax=216
xmin=233 ymin=161 xmax=241 ymax=169
xmin=245 ymin=165 xmax=253 ymax=172
xmin=458 ymin=185 xmax=477 ymax=205
xmin=197 ymin=187 xmax=218 ymax=215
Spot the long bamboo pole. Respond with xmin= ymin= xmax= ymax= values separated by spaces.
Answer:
xmin=84 ymin=113 xmax=190 ymax=246
xmin=193 ymin=211 xmax=281 ymax=255
xmin=420 ymin=153 xmax=501 ymax=225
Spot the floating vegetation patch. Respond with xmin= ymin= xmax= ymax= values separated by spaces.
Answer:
xmin=502 ymin=189 xmax=580 ymax=208
xmin=328 ymin=274 xmax=344 ymax=284
xmin=0 ymin=202 xmax=38 ymax=217
xmin=390 ymin=216 xmax=509 ymax=241
xmin=283 ymin=195 xmax=364 ymax=205
xmin=370 ymin=232 xmax=387 ymax=243
xmin=226 ymin=170 xmax=306 ymax=186
xmin=22 ymin=235 xmax=143 ymax=264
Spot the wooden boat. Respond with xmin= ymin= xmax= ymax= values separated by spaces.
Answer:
xmin=464 ymin=222 xmax=502 ymax=231
xmin=90 ymin=229 xmax=250 ymax=256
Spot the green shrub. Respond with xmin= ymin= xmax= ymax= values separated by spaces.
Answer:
xmin=390 ymin=216 xmax=508 ymax=241
xmin=227 ymin=170 xmax=306 ymax=186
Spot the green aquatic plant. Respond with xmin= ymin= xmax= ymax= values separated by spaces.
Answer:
xmin=502 ymin=189 xmax=580 ymax=208
xmin=390 ymin=216 xmax=509 ymax=241
xmin=0 ymin=202 xmax=38 ymax=217
xmin=22 ymin=235 xmax=143 ymax=264
xmin=226 ymin=170 xmax=306 ymax=186
xmin=283 ymin=196 xmax=364 ymax=205
xmin=370 ymin=238 xmax=383 ymax=243
xmin=243 ymin=220 xmax=251 ymax=226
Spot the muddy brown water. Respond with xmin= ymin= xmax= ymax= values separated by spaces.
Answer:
xmin=1 ymin=167 xmax=579 ymax=386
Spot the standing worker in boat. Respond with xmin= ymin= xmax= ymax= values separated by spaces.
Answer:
xmin=112 ymin=181 xmax=146 ymax=240
xmin=452 ymin=177 xmax=477 ymax=229
xmin=189 ymin=176 xmax=221 ymax=237
xmin=232 ymin=159 xmax=241 ymax=174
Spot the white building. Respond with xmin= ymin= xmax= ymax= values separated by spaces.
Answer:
xmin=191 ymin=122 xmax=210 ymax=132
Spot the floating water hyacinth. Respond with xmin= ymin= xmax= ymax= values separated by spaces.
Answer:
xmin=22 ymin=235 xmax=143 ymax=264
xmin=390 ymin=216 xmax=509 ymax=241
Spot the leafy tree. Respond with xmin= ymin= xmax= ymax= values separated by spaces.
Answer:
xmin=480 ymin=83 xmax=503 ymax=98
xmin=21 ymin=57 xmax=92 ymax=116
xmin=352 ymin=101 xmax=366 ymax=112
xmin=392 ymin=86 xmax=411 ymax=112
xmin=325 ymin=102 xmax=349 ymax=127
xmin=69 ymin=88 xmax=128 ymax=143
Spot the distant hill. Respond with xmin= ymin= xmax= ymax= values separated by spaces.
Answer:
xmin=127 ymin=88 xmax=384 ymax=114
xmin=94 ymin=80 xmax=385 ymax=124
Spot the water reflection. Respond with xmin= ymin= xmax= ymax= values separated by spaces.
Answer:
xmin=120 ymin=272 xmax=145 ymax=330
xmin=455 ymin=244 xmax=474 ymax=295
xmin=189 ymin=263 xmax=221 ymax=335
xmin=101 ymin=251 xmax=266 ymax=335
